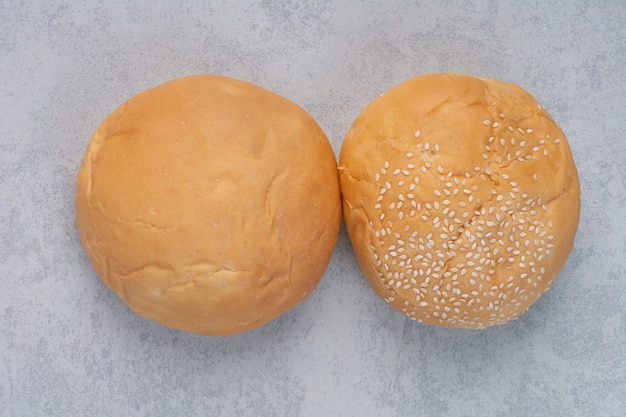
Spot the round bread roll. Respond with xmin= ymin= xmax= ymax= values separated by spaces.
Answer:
xmin=75 ymin=75 xmax=342 ymax=336
xmin=339 ymin=73 xmax=580 ymax=329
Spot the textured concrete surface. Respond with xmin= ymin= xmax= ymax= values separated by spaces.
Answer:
xmin=1 ymin=1 xmax=624 ymax=416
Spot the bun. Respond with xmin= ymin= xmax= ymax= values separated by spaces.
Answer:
xmin=339 ymin=73 xmax=580 ymax=329
xmin=76 ymin=75 xmax=342 ymax=336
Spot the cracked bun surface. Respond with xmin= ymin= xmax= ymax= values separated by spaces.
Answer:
xmin=339 ymin=73 xmax=580 ymax=329
xmin=76 ymin=75 xmax=341 ymax=336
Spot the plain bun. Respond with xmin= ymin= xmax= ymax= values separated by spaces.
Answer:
xmin=339 ymin=73 xmax=580 ymax=329
xmin=76 ymin=75 xmax=342 ymax=336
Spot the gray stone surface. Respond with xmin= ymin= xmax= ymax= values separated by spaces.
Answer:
xmin=1 ymin=1 xmax=624 ymax=416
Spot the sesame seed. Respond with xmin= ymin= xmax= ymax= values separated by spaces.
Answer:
xmin=415 ymin=130 xmax=421 ymax=138
xmin=483 ymin=119 xmax=490 ymax=125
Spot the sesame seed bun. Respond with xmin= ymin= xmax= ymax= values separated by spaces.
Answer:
xmin=339 ymin=73 xmax=580 ymax=329
xmin=75 ymin=75 xmax=342 ymax=336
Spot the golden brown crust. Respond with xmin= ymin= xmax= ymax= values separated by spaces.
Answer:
xmin=339 ymin=73 xmax=580 ymax=328
xmin=76 ymin=75 xmax=342 ymax=335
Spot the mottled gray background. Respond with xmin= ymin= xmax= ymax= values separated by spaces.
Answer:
xmin=1 ymin=1 xmax=624 ymax=416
